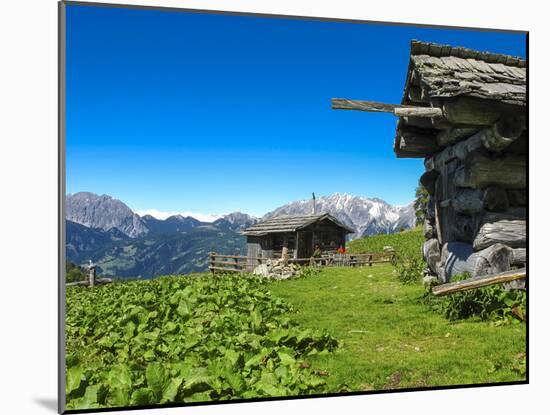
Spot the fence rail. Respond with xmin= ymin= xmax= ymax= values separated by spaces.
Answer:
xmin=431 ymin=268 xmax=526 ymax=296
xmin=208 ymin=252 xmax=396 ymax=274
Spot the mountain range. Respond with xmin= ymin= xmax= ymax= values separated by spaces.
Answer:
xmin=66 ymin=192 xmax=414 ymax=279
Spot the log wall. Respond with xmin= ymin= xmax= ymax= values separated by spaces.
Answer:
xmin=421 ymin=115 xmax=527 ymax=283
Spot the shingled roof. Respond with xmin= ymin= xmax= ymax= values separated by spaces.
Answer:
xmin=241 ymin=213 xmax=355 ymax=236
xmin=403 ymin=40 xmax=526 ymax=106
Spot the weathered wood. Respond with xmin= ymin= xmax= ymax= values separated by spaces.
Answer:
xmin=446 ymin=187 xmax=510 ymax=214
xmin=423 ymin=238 xmax=441 ymax=275
xmin=434 ymin=161 xmax=458 ymax=246
xmin=394 ymin=107 xmax=444 ymax=118
xmin=332 ymin=98 xmax=410 ymax=113
xmin=510 ymin=248 xmax=526 ymax=266
xmin=401 ymin=116 xmax=451 ymax=130
xmin=440 ymin=242 xmax=513 ymax=282
xmin=434 ymin=178 xmax=444 ymax=245
xmin=451 ymin=189 xmax=483 ymax=214
xmin=483 ymin=186 xmax=509 ymax=212
xmin=419 ymin=170 xmax=439 ymax=195
xmin=441 ymin=97 xmax=505 ymax=126
xmin=407 ymin=86 xmax=426 ymax=103
xmin=481 ymin=115 xmax=525 ymax=151
xmin=397 ymin=131 xmax=441 ymax=155
xmin=426 ymin=117 xmax=524 ymax=172
xmin=482 ymin=207 xmax=526 ymax=222
xmin=454 ymin=152 xmax=526 ymax=189
xmin=436 ymin=127 xmax=478 ymax=147
xmin=432 ymin=268 xmax=526 ymax=296
xmin=426 ymin=131 xmax=483 ymax=171
xmin=473 ymin=219 xmax=526 ymax=251
xmin=451 ymin=214 xmax=477 ymax=243
xmin=507 ymin=190 xmax=527 ymax=207
xmin=331 ymin=98 xmax=443 ymax=118
xmin=427 ymin=196 xmax=436 ymax=221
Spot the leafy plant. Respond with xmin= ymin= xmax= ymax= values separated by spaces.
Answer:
xmin=65 ymin=273 xmax=338 ymax=409
xmin=392 ymin=252 xmax=424 ymax=284
xmin=66 ymin=261 xmax=87 ymax=283
xmin=423 ymin=272 xmax=527 ymax=322
xmin=299 ymin=266 xmax=321 ymax=279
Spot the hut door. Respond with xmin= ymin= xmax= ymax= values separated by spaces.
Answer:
xmin=297 ymin=231 xmax=313 ymax=258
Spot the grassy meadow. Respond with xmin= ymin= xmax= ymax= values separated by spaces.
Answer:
xmin=65 ymin=229 xmax=526 ymax=409
xmin=269 ymin=265 xmax=526 ymax=391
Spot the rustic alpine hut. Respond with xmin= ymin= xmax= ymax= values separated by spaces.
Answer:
xmin=332 ymin=40 xmax=527 ymax=283
xmin=241 ymin=213 xmax=355 ymax=260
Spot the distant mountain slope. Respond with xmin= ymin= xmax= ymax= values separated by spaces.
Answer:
xmin=69 ymin=225 xmax=246 ymax=279
xmin=67 ymin=192 xmax=148 ymax=238
xmin=141 ymin=214 xmax=204 ymax=235
xmin=66 ymin=220 xmax=129 ymax=264
xmin=263 ymin=193 xmax=414 ymax=239
xmin=213 ymin=212 xmax=258 ymax=232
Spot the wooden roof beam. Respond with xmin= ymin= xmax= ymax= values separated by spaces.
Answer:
xmin=332 ymin=97 xmax=524 ymax=128
xmin=331 ymin=98 xmax=443 ymax=118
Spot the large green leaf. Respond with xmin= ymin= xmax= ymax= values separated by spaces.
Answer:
xmin=130 ymin=388 xmax=154 ymax=406
xmin=161 ymin=377 xmax=183 ymax=403
xmin=107 ymin=364 xmax=133 ymax=390
xmin=66 ymin=366 xmax=84 ymax=394
xmin=145 ymin=362 xmax=166 ymax=397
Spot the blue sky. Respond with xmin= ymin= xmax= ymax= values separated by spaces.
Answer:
xmin=65 ymin=4 xmax=526 ymax=218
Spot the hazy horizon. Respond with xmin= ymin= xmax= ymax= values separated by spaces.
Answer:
xmin=66 ymin=190 xmax=415 ymax=221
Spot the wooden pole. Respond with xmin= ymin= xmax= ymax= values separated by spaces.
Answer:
xmin=332 ymin=98 xmax=442 ymax=118
xmin=431 ymin=268 xmax=526 ymax=297
xmin=87 ymin=260 xmax=96 ymax=288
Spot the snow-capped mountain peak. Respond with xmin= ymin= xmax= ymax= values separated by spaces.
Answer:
xmin=263 ymin=193 xmax=414 ymax=239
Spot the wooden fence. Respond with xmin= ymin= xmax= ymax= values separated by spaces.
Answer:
xmin=208 ymin=252 xmax=396 ymax=274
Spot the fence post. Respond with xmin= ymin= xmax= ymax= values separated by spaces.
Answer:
xmin=368 ymin=254 xmax=372 ymax=267
xmin=87 ymin=260 xmax=96 ymax=287
xmin=210 ymin=252 xmax=216 ymax=274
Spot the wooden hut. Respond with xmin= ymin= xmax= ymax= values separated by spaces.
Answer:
xmin=332 ymin=40 xmax=527 ymax=282
xmin=241 ymin=213 xmax=355 ymax=260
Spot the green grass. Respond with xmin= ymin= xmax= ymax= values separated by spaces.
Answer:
xmin=269 ymin=265 xmax=526 ymax=391
xmin=347 ymin=227 xmax=424 ymax=258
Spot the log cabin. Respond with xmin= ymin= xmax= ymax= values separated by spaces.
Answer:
xmin=332 ymin=40 xmax=527 ymax=283
xmin=241 ymin=213 xmax=355 ymax=260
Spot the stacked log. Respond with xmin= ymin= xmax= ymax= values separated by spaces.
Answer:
xmin=421 ymin=116 xmax=527 ymax=283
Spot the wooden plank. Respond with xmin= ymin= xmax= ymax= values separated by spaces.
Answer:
xmin=332 ymin=98 xmax=411 ymax=113
xmin=432 ymin=268 xmax=526 ymax=296
xmin=210 ymin=260 xmax=247 ymax=267
xmin=454 ymin=152 xmax=526 ymax=189
xmin=394 ymin=107 xmax=443 ymax=118
xmin=332 ymin=98 xmax=442 ymax=118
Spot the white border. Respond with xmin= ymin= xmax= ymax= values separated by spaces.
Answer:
xmin=1 ymin=1 xmax=548 ymax=414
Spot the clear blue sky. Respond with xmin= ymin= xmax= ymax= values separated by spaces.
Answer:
xmin=65 ymin=4 xmax=526 ymax=217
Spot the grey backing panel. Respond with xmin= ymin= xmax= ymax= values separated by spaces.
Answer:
xmin=58 ymin=2 xmax=67 ymax=413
